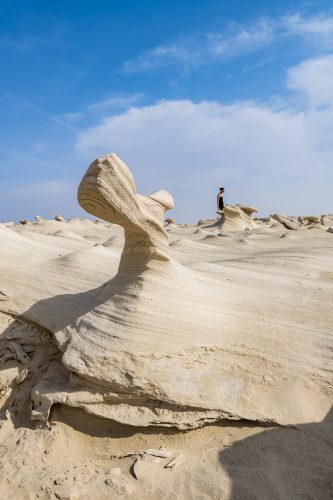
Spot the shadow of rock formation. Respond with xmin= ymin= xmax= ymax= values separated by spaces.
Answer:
xmin=219 ymin=407 xmax=333 ymax=500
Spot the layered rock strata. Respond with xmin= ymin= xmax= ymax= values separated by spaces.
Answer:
xmin=1 ymin=154 xmax=332 ymax=430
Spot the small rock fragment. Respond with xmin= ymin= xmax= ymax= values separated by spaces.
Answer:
xmin=133 ymin=457 xmax=160 ymax=479
xmin=54 ymin=214 xmax=65 ymax=222
xmin=122 ymin=448 xmax=172 ymax=459
xmin=145 ymin=448 xmax=172 ymax=458
xmin=14 ymin=368 xmax=29 ymax=384
xmin=105 ymin=468 xmax=135 ymax=494
xmin=8 ymin=341 xmax=30 ymax=364
xmin=0 ymin=290 xmax=8 ymax=301
xmin=164 ymin=454 xmax=184 ymax=469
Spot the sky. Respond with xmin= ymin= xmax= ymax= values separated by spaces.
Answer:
xmin=1 ymin=0 xmax=333 ymax=223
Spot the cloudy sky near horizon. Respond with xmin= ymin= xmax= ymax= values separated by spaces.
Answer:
xmin=1 ymin=0 xmax=333 ymax=223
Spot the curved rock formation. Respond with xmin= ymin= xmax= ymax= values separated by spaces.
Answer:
xmin=271 ymin=214 xmax=300 ymax=230
xmin=78 ymin=155 xmax=174 ymax=262
xmin=44 ymin=154 xmax=232 ymax=427
xmin=26 ymin=154 xmax=332 ymax=429
xmin=216 ymin=203 xmax=258 ymax=231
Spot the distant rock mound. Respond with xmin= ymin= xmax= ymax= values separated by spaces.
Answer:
xmin=271 ymin=214 xmax=300 ymax=230
xmin=55 ymin=214 xmax=65 ymax=222
xmin=273 ymin=214 xmax=329 ymax=231
xmin=216 ymin=204 xmax=258 ymax=231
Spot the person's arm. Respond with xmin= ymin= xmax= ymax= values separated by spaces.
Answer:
xmin=217 ymin=194 xmax=220 ymax=208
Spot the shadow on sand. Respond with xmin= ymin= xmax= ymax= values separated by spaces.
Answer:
xmin=219 ymin=407 xmax=333 ymax=500
xmin=1 ymin=272 xmax=333 ymax=499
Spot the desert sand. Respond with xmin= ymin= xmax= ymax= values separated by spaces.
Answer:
xmin=0 ymin=154 xmax=333 ymax=499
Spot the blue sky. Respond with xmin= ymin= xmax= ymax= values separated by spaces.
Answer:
xmin=1 ymin=0 xmax=333 ymax=222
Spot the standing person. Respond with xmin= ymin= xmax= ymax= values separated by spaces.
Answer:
xmin=217 ymin=187 xmax=225 ymax=212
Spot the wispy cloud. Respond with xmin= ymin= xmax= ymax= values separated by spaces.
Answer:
xmin=1 ymin=90 xmax=77 ymax=131
xmin=122 ymin=12 xmax=333 ymax=73
xmin=283 ymin=12 xmax=333 ymax=39
xmin=52 ymin=94 xmax=144 ymax=127
xmin=123 ymin=18 xmax=274 ymax=73
xmin=87 ymin=93 xmax=144 ymax=113
xmin=59 ymin=112 xmax=85 ymax=123
xmin=207 ymin=18 xmax=274 ymax=58
xmin=1 ymin=150 xmax=69 ymax=170
xmin=0 ymin=34 xmax=51 ymax=52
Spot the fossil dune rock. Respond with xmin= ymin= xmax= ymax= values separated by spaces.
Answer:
xmin=271 ymin=214 xmax=300 ymax=230
xmin=215 ymin=203 xmax=258 ymax=231
xmin=24 ymin=153 xmax=332 ymax=429
xmin=77 ymin=154 xmax=174 ymax=261
xmin=0 ymin=155 xmax=333 ymax=499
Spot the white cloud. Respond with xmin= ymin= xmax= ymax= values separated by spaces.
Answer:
xmin=87 ymin=93 xmax=143 ymax=113
xmin=122 ymin=19 xmax=275 ymax=73
xmin=283 ymin=13 xmax=333 ymax=40
xmin=122 ymin=12 xmax=333 ymax=73
xmin=75 ymin=98 xmax=333 ymax=221
xmin=61 ymin=112 xmax=85 ymax=123
xmin=207 ymin=18 xmax=274 ymax=58
xmin=122 ymin=42 xmax=202 ymax=72
xmin=287 ymin=55 xmax=333 ymax=107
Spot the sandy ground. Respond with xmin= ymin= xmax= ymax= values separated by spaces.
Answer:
xmin=1 ymin=214 xmax=333 ymax=499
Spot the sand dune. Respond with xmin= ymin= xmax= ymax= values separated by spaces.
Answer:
xmin=0 ymin=154 xmax=333 ymax=499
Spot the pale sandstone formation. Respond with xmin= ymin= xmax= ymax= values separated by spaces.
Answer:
xmin=274 ymin=213 xmax=331 ymax=231
xmin=271 ymin=213 xmax=300 ymax=230
xmin=2 ymin=153 xmax=327 ymax=430
xmin=299 ymin=215 xmax=324 ymax=225
xmin=0 ymin=166 xmax=333 ymax=498
xmin=216 ymin=203 xmax=258 ymax=231
xmin=77 ymin=154 xmax=174 ymax=261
